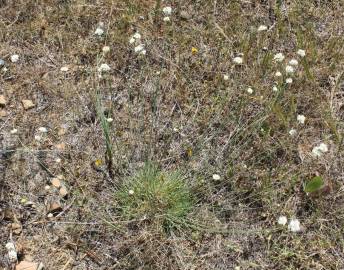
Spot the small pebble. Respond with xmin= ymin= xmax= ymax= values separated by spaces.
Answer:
xmin=22 ymin=100 xmax=35 ymax=110
xmin=51 ymin=177 xmax=61 ymax=188
xmin=59 ymin=186 xmax=68 ymax=197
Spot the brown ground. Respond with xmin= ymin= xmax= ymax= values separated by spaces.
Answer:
xmin=1 ymin=1 xmax=344 ymax=269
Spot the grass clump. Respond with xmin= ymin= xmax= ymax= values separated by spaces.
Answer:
xmin=116 ymin=163 xmax=193 ymax=231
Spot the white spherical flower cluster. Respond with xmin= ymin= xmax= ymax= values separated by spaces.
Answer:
xmin=129 ymin=32 xmax=141 ymax=44
xmin=257 ymin=25 xmax=268 ymax=32
xmin=275 ymin=71 xmax=282 ymax=77
xmin=288 ymin=218 xmax=301 ymax=232
xmin=11 ymin=54 xmax=19 ymax=63
xmin=6 ymin=242 xmax=17 ymax=263
xmin=289 ymin=59 xmax=298 ymax=66
xmin=233 ymin=56 xmax=243 ymax=65
xmin=98 ymin=63 xmax=111 ymax=73
xmin=212 ymin=174 xmax=221 ymax=180
xmin=134 ymin=44 xmax=146 ymax=55
xmin=285 ymin=65 xmax=295 ymax=74
xmin=289 ymin=129 xmax=297 ymax=136
xmin=297 ymin=114 xmax=306 ymax=124
xmin=247 ymin=87 xmax=254 ymax=94
xmin=102 ymin=46 xmax=110 ymax=53
xmin=273 ymin=53 xmax=285 ymax=62
xmin=10 ymin=128 xmax=18 ymax=134
xmin=286 ymin=78 xmax=293 ymax=84
xmin=129 ymin=32 xmax=146 ymax=55
xmin=312 ymin=143 xmax=328 ymax=157
xmin=297 ymin=49 xmax=306 ymax=57
xmin=38 ymin=127 xmax=48 ymax=133
xmin=94 ymin=27 xmax=104 ymax=36
xmin=277 ymin=216 xmax=288 ymax=225
xmin=163 ymin=6 xmax=172 ymax=16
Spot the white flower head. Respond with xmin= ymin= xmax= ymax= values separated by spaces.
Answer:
xmin=212 ymin=174 xmax=221 ymax=181
xmin=277 ymin=216 xmax=288 ymax=225
xmin=129 ymin=37 xmax=136 ymax=44
xmin=297 ymin=114 xmax=306 ymax=124
xmin=257 ymin=25 xmax=268 ymax=32
xmin=106 ymin=117 xmax=113 ymax=123
xmin=272 ymin=86 xmax=278 ymax=92
xmin=5 ymin=242 xmax=15 ymax=251
xmin=285 ymin=65 xmax=295 ymax=73
xmin=275 ymin=71 xmax=282 ymax=77
xmin=55 ymin=158 xmax=61 ymax=163
xmin=8 ymin=250 xmax=17 ymax=262
xmin=297 ymin=49 xmax=306 ymax=57
xmin=288 ymin=218 xmax=301 ymax=232
xmin=247 ymin=87 xmax=254 ymax=94
xmin=98 ymin=63 xmax=111 ymax=73
xmin=34 ymin=135 xmax=41 ymax=141
xmin=274 ymin=53 xmax=285 ymax=62
xmin=163 ymin=16 xmax=171 ymax=22
xmin=10 ymin=129 xmax=18 ymax=134
xmin=11 ymin=54 xmax=19 ymax=63
xmin=38 ymin=127 xmax=48 ymax=133
xmin=312 ymin=143 xmax=328 ymax=157
xmin=128 ymin=189 xmax=134 ymax=195
xmin=133 ymin=32 xmax=141 ymax=40
xmin=223 ymin=74 xmax=229 ymax=81
xmin=94 ymin=27 xmax=104 ymax=36
xmin=286 ymin=78 xmax=293 ymax=84
xmin=102 ymin=46 xmax=110 ymax=53
xmin=233 ymin=56 xmax=243 ymax=65
xmin=134 ymin=44 xmax=145 ymax=53
xmin=289 ymin=128 xmax=297 ymax=136
xmin=289 ymin=59 xmax=298 ymax=66
xmin=60 ymin=66 xmax=69 ymax=72
xmin=162 ymin=6 xmax=172 ymax=16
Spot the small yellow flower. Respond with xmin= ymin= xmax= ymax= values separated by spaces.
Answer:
xmin=94 ymin=159 xmax=103 ymax=167
xmin=187 ymin=147 xmax=193 ymax=157
xmin=93 ymin=159 xmax=103 ymax=171
xmin=191 ymin=47 xmax=198 ymax=54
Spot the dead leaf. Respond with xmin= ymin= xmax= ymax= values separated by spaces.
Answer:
xmin=0 ymin=95 xmax=7 ymax=106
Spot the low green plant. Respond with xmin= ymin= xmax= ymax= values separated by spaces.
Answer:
xmin=116 ymin=162 xmax=193 ymax=232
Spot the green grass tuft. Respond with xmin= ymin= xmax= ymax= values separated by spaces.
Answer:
xmin=116 ymin=162 xmax=193 ymax=231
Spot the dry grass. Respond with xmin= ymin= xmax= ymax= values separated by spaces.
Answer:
xmin=1 ymin=0 xmax=344 ymax=269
